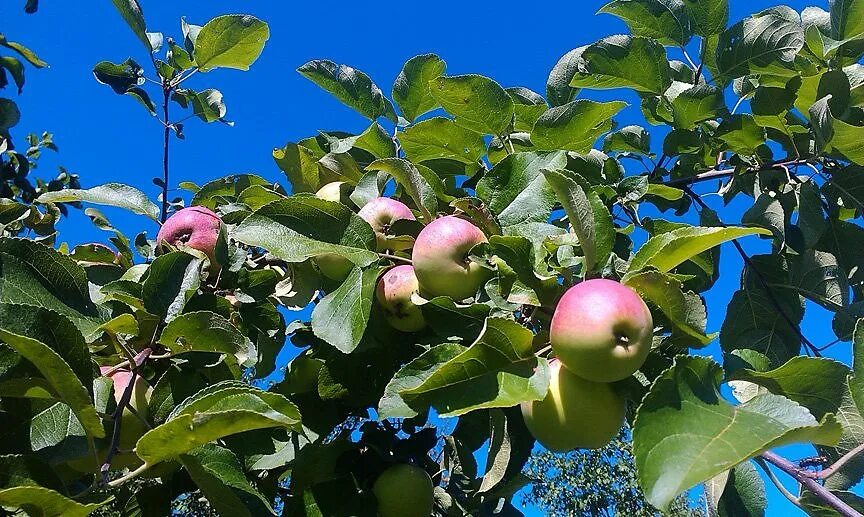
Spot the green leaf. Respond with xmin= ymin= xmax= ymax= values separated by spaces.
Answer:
xmin=626 ymin=225 xmax=770 ymax=275
xmin=0 ymin=57 xmax=25 ymax=93
xmin=664 ymin=82 xmax=727 ymax=129
xmin=546 ymin=47 xmax=586 ymax=107
xmin=273 ymin=143 xmax=320 ymax=193
xmin=0 ymin=99 xmax=19 ymax=130
xmin=603 ymin=125 xmax=651 ymax=154
xmin=741 ymin=193 xmax=784 ymax=247
xmin=158 ymin=311 xmax=254 ymax=365
xmin=174 ymin=88 xmax=229 ymax=123
xmin=713 ymin=462 xmax=767 ymax=517
xmin=715 ymin=114 xmax=766 ymax=154
xmin=624 ymin=270 xmax=714 ymax=346
xmin=194 ymin=15 xmax=269 ymax=72
xmin=298 ymin=60 xmax=396 ymax=122
xmin=110 ymin=0 xmax=152 ymax=51
xmin=142 ymin=251 xmax=202 ymax=322
xmin=429 ymin=74 xmax=515 ymax=136
xmin=0 ymin=34 xmax=48 ymax=68
xmin=136 ymin=381 xmax=301 ymax=465
xmin=715 ymin=6 xmax=804 ymax=85
xmin=507 ymin=87 xmax=548 ymax=132
xmin=391 ymin=318 xmax=550 ymax=418
xmin=830 ymin=0 xmax=864 ymax=44
xmin=0 ymin=238 xmax=105 ymax=340
xmin=800 ymin=489 xmax=864 ymax=516
xmin=231 ymin=196 xmax=378 ymax=267
xmin=634 ymin=356 xmax=842 ymax=511
xmin=180 ymin=444 xmax=275 ymax=516
xmin=0 ymin=326 xmax=103 ymax=439
xmin=36 ymin=183 xmax=160 ymax=222
xmin=681 ymin=0 xmax=728 ymax=36
xmin=569 ymin=35 xmax=672 ymax=94
xmin=787 ymin=250 xmax=849 ymax=311
xmin=365 ymin=158 xmax=435 ymax=221
xmin=392 ymin=54 xmax=446 ymax=122
xmin=598 ymin=0 xmax=693 ymax=46
xmin=399 ymin=117 xmax=485 ymax=165
xmin=352 ymin=121 xmax=396 ymax=159
xmin=531 ymin=100 xmax=627 ymax=152
xmin=721 ymin=285 xmax=803 ymax=367
xmin=0 ymin=486 xmax=103 ymax=517
xmin=92 ymin=59 xmax=155 ymax=115
xmin=310 ymin=266 xmax=379 ymax=354
xmin=542 ymin=169 xmax=614 ymax=273
xmin=475 ymin=151 xmax=568 ymax=227
xmin=850 ymin=320 xmax=864 ymax=418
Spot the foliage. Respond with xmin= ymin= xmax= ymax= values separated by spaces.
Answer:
xmin=3 ymin=0 xmax=864 ymax=516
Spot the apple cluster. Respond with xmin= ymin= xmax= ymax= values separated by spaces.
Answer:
xmin=522 ymin=279 xmax=653 ymax=452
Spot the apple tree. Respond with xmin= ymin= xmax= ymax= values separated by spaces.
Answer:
xmin=5 ymin=0 xmax=864 ymax=515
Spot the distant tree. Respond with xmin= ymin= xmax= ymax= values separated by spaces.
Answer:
xmin=522 ymin=429 xmax=704 ymax=517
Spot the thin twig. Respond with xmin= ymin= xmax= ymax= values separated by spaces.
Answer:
xmin=754 ymin=457 xmax=803 ymax=510
xmin=106 ymin=463 xmax=150 ymax=488
xmin=761 ymin=451 xmax=863 ymax=517
xmin=379 ymin=253 xmax=412 ymax=264
xmin=160 ymin=84 xmax=171 ymax=223
xmin=819 ymin=443 xmax=864 ymax=479
xmin=662 ymin=157 xmax=813 ymax=188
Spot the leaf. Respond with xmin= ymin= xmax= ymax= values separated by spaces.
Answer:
xmin=429 ymin=74 xmax=515 ymax=136
xmin=830 ymin=0 xmax=864 ymax=44
xmin=180 ymin=444 xmax=275 ymax=516
xmin=136 ymin=381 xmax=301 ymax=465
xmin=626 ymin=225 xmax=770 ymax=275
xmin=311 ymin=266 xmax=379 ymax=354
xmin=0 ymin=99 xmax=19 ymax=130
xmin=110 ymin=0 xmax=152 ymax=51
xmin=603 ymin=125 xmax=651 ymax=154
xmin=0 ymin=238 xmax=105 ymax=339
xmin=787 ymin=250 xmax=849 ymax=311
xmin=546 ymin=47 xmax=586 ymax=107
xmin=365 ymin=158 xmax=436 ymax=221
xmin=531 ymin=100 xmax=627 ymax=152
xmin=0 ymin=327 xmax=103 ymax=439
xmin=298 ymin=60 xmax=396 ymax=122
xmin=0 ymin=34 xmax=48 ymax=68
xmin=570 ymin=35 xmax=672 ymax=94
xmin=800 ymin=489 xmax=864 ymax=516
xmin=598 ymin=0 xmax=693 ymax=46
xmin=395 ymin=318 xmax=550 ymax=417
xmin=399 ymin=117 xmax=484 ymax=165
xmin=715 ymin=6 xmax=804 ymax=85
xmin=507 ymin=87 xmax=548 ymax=132
xmin=142 ymin=251 xmax=202 ymax=322
xmin=194 ymin=15 xmax=269 ymax=71
xmin=231 ymin=196 xmax=378 ymax=267
xmin=37 ymin=183 xmax=160 ymax=222
xmin=721 ymin=285 xmax=803 ymax=367
xmin=92 ymin=59 xmax=155 ymax=115
xmin=0 ymin=486 xmax=102 ymax=517
xmin=715 ymin=462 xmax=767 ymax=517
xmin=633 ymin=355 xmax=842 ymax=511
xmin=715 ymin=114 xmax=766 ymax=154
xmin=0 ymin=57 xmax=25 ymax=93
xmin=392 ymin=54 xmax=446 ymax=122
xmin=741 ymin=193 xmax=784 ymax=246
xmin=273 ymin=143 xmax=320 ymax=193
xmin=664 ymin=82 xmax=727 ymax=130
xmin=158 ymin=311 xmax=254 ymax=365
xmin=475 ymin=151 xmax=568 ymax=227
xmin=624 ymin=270 xmax=714 ymax=346
xmin=681 ymin=0 xmax=728 ymax=36
xmin=175 ymin=88 xmax=228 ymax=123
xmin=542 ymin=169 xmax=614 ymax=273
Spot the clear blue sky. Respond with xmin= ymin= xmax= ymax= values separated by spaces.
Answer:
xmin=2 ymin=0 xmax=855 ymax=514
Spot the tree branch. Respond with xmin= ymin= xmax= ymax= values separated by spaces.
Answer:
xmin=160 ymin=84 xmax=171 ymax=223
xmin=754 ymin=457 xmax=803 ymax=510
xmin=378 ymin=252 xmax=412 ymax=264
xmin=761 ymin=451 xmax=863 ymax=517
xmin=662 ymin=157 xmax=814 ymax=188
xmin=818 ymin=442 xmax=864 ymax=480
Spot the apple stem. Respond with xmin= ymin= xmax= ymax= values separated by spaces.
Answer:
xmin=378 ymin=253 xmax=412 ymax=265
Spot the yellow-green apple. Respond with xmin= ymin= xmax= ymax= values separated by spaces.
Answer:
xmin=550 ymin=279 xmax=653 ymax=382
xmin=357 ymin=197 xmax=416 ymax=250
xmin=315 ymin=181 xmax=353 ymax=205
xmin=411 ymin=215 xmax=490 ymax=300
xmin=373 ymin=464 xmax=434 ymax=517
xmin=314 ymin=253 xmax=354 ymax=281
xmin=156 ymin=206 xmax=223 ymax=269
xmin=521 ymin=359 xmax=624 ymax=451
xmin=376 ymin=265 xmax=425 ymax=332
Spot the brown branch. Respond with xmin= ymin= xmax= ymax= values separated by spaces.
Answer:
xmin=681 ymin=186 xmax=822 ymax=358
xmin=160 ymin=84 xmax=171 ymax=224
xmin=818 ymin=443 xmax=864 ymax=480
xmin=662 ymin=157 xmax=814 ymax=188
xmin=761 ymin=451 xmax=863 ymax=517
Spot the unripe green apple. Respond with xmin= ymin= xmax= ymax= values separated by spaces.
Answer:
xmin=357 ymin=197 xmax=416 ymax=251
xmin=156 ymin=206 xmax=223 ymax=269
xmin=373 ymin=464 xmax=434 ymax=517
xmin=521 ymin=359 xmax=624 ymax=451
xmin=412 ymin=215 xmax=490 ymax=300
xmin=550 ymin=279 xmax=653 ymax=382
xmin=376 ymin=265 xmax=425 ymax=332
xmin=314 ymin=253 xmax=354 ymax=281
xmin=315 ymin=181 xmax=353 ymax=205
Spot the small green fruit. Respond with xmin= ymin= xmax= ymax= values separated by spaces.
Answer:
xmin=373 ymin=464 xmax=434 ymax=517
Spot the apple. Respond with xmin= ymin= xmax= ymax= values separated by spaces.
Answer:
xmin=314 ymin=253 xmax=354 ymax=281
xmin=373 ymin=464 xmax=434 ymax=517
xmin=412 ymin=215 xmax=490 ymax=300
xmin=521 ymin=359 xmax=624 ymax=451
xmin=550 ymin=279 xmax=653 ymax=382
xmin=156 ymin=206 xmax=223 ymax=269
xmin=357 ymin=197 xmax=416 ymax=251
xmin=315 ymin=181 xmax=353 ymax=205
xmin=376 ymin=265 xmax=425 ymax=332
xmin=285 ymin=355 xmax=323 ymax=393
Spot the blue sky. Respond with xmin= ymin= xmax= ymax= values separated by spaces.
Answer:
xmin=2 ymin=0 xmax=855 ymax=514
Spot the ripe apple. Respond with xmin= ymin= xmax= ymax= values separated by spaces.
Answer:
xmin=373 ymin=464 xmax=434 ymax=517
xmin=550 ymin=278 xmax=653 ymax=382
xmin=357 ymin=197 xmax=416 ymax=251
xmin=521 ymin=359 xmax=624 ymax=451
xmin=315 ymin=181 xmax=353 ymax=205
xmin=412 ymin=215 xmax=490 ymax=300
xmin=156 ymin=206 xmax=223 ymax=269
xmin=376 ymin=265 xmax=425 ymax=332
